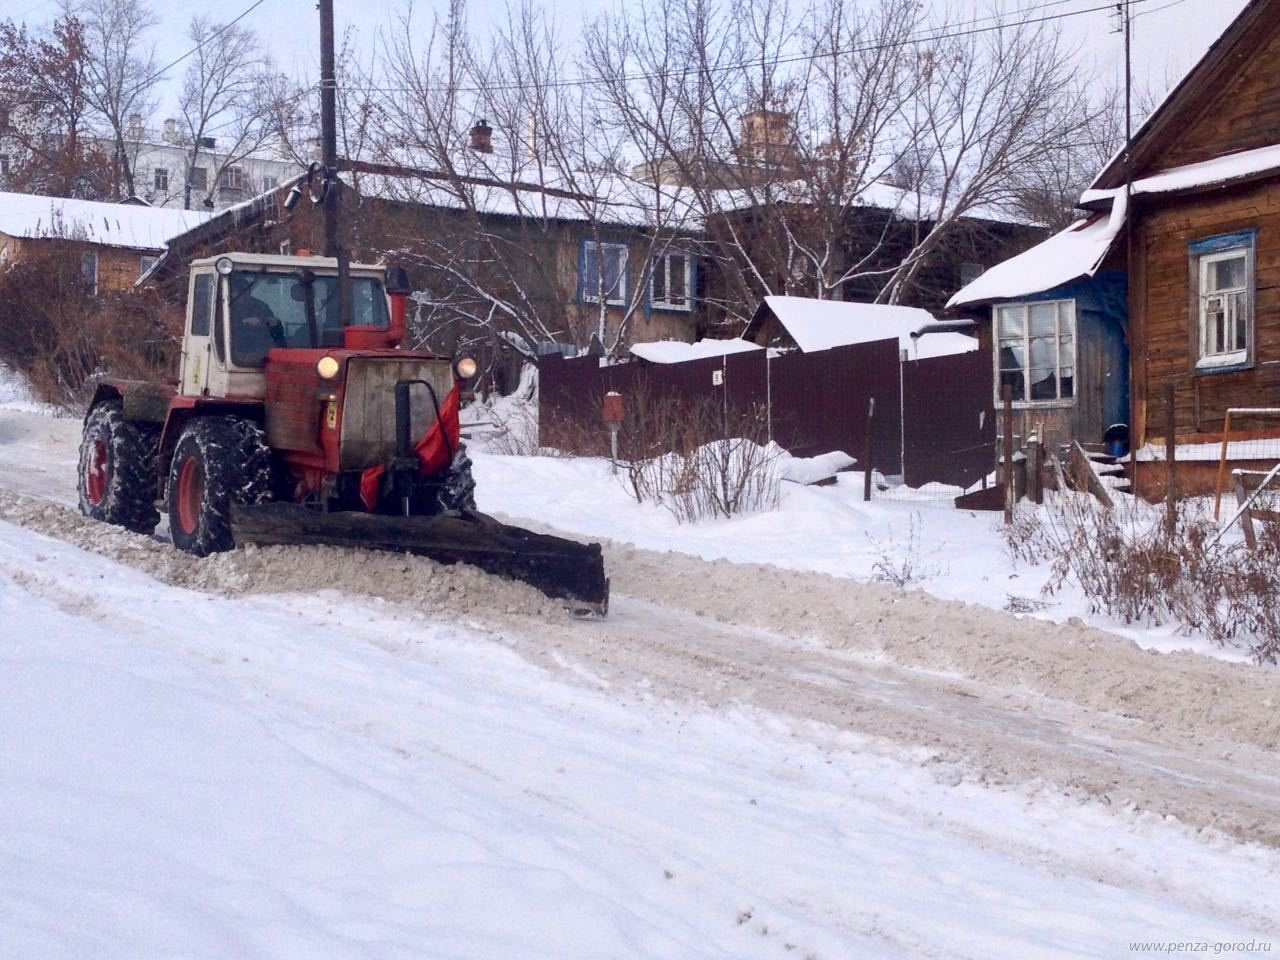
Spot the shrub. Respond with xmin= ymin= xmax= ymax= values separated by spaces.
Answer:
xmin=0 ymin=242 xmax=179 ymax=409
xmin=1031 ymin=492 xmax=1280 ymax=663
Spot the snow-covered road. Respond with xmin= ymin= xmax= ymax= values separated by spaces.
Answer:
xmin=2 ymin=401 xmax=1279 ymax=957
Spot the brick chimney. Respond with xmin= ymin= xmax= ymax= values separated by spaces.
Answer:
xmin=470 ymin=118 xmax=493 ymax=154
xmin=739 ymin=108 xmax=795 ymax=166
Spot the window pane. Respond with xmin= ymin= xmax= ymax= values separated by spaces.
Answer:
xmin=583 ymin=245 xmax=600 ymax=296
xmin=669 ymin=255 xmax=686 ymax=304
xmin=1203 ymin=297 xmax=1225 ymax=354
xmin=1029 ymin=335 xmax=1055 ymax=370
xmin=1029 ymin=368 xmax=1057 ymax=400
xmin=1060 ymin=366 xmax=1074 ymax=399
xmin=1059 ymin=336 xmax=1074 ymax=368
xmin=1000 ymin=368 xmax=1025 ymax=402
xmin=1210 ymin=254 xmax=1247 ymax=291
xmin=1028 ymin=302 xmax=1056 ymax=337
xmin=652 ymin=260 xmax=666 ymax=302
xmin=191 ymin=274 xmax=212 ymax=336
xmin=998 ymin=306 xmax=1024 ymax=338
xmin=998 ymin=337 xmax=1025 ymax=373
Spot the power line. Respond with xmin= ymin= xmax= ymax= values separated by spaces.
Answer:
xmin=140 ymin=0 xmax=270 ymax=88
xmin=351 ymin=0 xmax=1162 ymax=97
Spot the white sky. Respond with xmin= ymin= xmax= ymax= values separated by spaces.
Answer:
xmin=0 ymin=0 xmax=1253 ymax=121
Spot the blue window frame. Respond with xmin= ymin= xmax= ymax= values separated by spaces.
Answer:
xmin=580 ymin=239 xmax=628 ymax=305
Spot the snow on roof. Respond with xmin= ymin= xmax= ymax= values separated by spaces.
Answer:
xmin=762 ymin=296 xmax=978 ymax=359
xmin=0 ymin=192 xmax=212 ymax=251
xmin=1080 ymin=143 xmax=1280 ymax=206
xmin=947 ymin=193 xmax=1128 ymax=309
xmin=629 ymin=338 xmax=764 ymax=364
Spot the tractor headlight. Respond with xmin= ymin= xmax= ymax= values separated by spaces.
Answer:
xmin=453 ymin=355 xmax=478 ymax=380
xmin=316 ymin=356 xmax=340 ymax=379
xmin=215 ymin=256 xmax=234 ymax=277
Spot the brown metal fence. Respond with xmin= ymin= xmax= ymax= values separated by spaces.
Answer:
xmin=538 ymin=339 xmax=995 ymax=495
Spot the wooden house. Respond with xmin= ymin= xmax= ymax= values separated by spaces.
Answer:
xmin=1086 ymin=0 xmax=1280 ymax=494
xmin=144 ymin=163 xmax=703 ymax=385
xmin=947 ymin=206 xmax=1129 ymax=455
xmin=0 ymin=191 xmax=208 ymax=296
xmin=952 ymin=0 xmax=1280 ymax=494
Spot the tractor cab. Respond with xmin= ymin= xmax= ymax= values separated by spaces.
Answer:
xmin=179 ymin=253 xmax=408 ymax=400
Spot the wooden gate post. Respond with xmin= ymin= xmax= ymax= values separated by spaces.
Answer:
xmin=1165 ymin=382 xmax=1177 ymax=532
xmin=863 ymin=397 xmax=876 ymax=502
xmin=1002 ymin=385 xmax=1014 ymax=524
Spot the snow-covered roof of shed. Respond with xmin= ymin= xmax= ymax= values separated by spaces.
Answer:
xmin=629 ymin=338 xmax=764 ymax=364
xmin=947 ymin=193 xmax=1127 ymax=309
xmin=0 ymin=192 xmax=212 ymax=251
xmin=1080 ymin=143 xmax=1280 ymax=207
xmin=761 ymin=296 xmax=978 ymax=359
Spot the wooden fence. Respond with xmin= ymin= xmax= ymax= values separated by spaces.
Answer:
xmin=539 ymin=339 xmax=995 ymax=490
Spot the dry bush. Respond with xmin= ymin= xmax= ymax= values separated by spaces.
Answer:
xmin=0 ymin=243 xmax=178 ymax=409
xmin=622 ymin=380 xmax=782 ymax=523
xmin=535 ymin=374 xmax=784 ymax=522
xmin=869 ymin=514 xmax=941 ymax=587
xmin=1036 ymin=492 xmax=1280 ymax=663
xmin=998 ymin=505 xmax=1052 ymax=567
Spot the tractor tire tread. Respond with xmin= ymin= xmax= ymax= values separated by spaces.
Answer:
xmin=77 ymin=399 xmax=161 ymax=535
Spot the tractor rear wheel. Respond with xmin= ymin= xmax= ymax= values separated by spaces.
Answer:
xmin=167 ymin=417 xmax=273 ymax=556
xmin=77 ymin=399 xmax=160 ymax=534
xmin=438 ymin=444 xmax=477 ymax=513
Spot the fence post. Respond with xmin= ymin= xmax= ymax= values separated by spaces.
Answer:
xmin=1002 ymin=384 xmax=1014 ymax=524
xmin=1165 ymin=382 xmax=1177 ymax=532
xmin=1028 ymin=431 xmax=1043 ymax=504
xmin=863 ymin=397 xmax=876 ymax=502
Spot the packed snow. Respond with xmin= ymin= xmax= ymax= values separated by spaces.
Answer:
xmin=3 ymin=369 xmax=1280 ymax=958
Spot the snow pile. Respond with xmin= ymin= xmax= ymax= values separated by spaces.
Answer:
xmin=0 ymin=362 xmax=54 ymax=415
xmin=778 ymin=449 xmax=857 ymax=485
xmin=629 ymin=337 xmax=763 ymax=364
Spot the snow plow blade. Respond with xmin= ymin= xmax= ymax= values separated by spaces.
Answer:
xmin=230 ymin=502 xmax=609 ymax=614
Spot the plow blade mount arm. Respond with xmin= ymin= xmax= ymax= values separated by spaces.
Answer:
xmin=231 ymin=503 xmax=609 ymax=614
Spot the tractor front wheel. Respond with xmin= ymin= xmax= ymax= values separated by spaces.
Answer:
xmin=438 ymin=444 xmax=477 ymax=513
xmin=77 ymin=399 xmax=160 ymax=534
xmin=167 ymin=417 xmax=273 ymax=556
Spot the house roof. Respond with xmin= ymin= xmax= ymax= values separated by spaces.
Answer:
xmin=1090 ymin=0 xmax=1275 ymax=191
xmin=748 ymin=295 xmax=979 ymax=359
xmin=947 ymin=194 xmax=1127 ymax=308
xmin=1081 ymin=143 xmax=1280 ymax=207
xmin=0 ymin=192 xmax=212 ymax=252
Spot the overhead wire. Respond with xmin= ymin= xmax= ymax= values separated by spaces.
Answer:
xmin=348 ymin=0 xmax=1171 ymax=97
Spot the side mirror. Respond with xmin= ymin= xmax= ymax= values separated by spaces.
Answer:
xmin=386 ymin=266 xmax=411 ymax=295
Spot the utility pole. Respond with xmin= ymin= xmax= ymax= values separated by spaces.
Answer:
xmin=318 ymin=0 xmax=352 ymax=325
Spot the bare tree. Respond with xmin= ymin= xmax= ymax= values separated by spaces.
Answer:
xmin=61 ymin=0 xmax=159 ymax=198
xmin=875 ymin=14 xmax=1103 ymax=303
xmin=177 ymin=16 xmax=294 ymax=210
xmin=349 ymin=0 xmax=699 ymax=359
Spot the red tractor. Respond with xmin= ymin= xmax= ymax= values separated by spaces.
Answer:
xmin=78 ymin=252 xmax=607 ymax=612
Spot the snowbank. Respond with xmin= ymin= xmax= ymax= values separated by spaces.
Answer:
xmin=629 ymin=338 xmax=763 ymax=364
